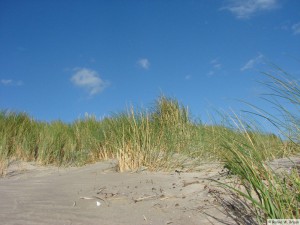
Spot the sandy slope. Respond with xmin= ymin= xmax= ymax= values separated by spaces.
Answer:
xmin=0 ymin=160 xmax=240 ymax=225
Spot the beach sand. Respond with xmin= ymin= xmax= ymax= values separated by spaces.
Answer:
xmin=0 ymin=160 xmax=249 ymax=225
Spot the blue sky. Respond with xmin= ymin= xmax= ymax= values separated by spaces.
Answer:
xmin=1 ymin=0 xmax=300 ymax=125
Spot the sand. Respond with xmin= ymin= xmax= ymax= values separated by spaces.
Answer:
xmin=0 ymin=160 xmax=252 ymax=225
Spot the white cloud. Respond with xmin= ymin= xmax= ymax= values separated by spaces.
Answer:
xmin=71 ymin=68 xmax=109 ymax=96
xmin=1 ymin=79 xmax=12 ymax=85
xmin=207 ymin=71 xmax=215 ymax=77
xmin=241 ymin=53 xmax=264 ymax=71
xmin=185 ymin=75 xmax=191 ymax=80
xmin=16 ymin=80 xmax=23 ymax=86
xmin=207 ymin=58 xmax=222 ymax=77
xmin=213 ymin=63 xmax=222 ymax=69
xmin=137 ymin=58 xmax=150 ymax=69
xmin=292 ymin=22 xmax=300 ymax=35
xmin=1 ymin=79 xmax=23 ymax=86
xmin=222 ymin=0 xmax=278 ymax=19
xmin=210 ymin=59 xmax=218 ymax=64
xmin=210 ymin=58 xmax=222 ymax=69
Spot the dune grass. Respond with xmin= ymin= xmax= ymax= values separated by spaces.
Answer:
xmin=1 ymin=95 xmax=280 ymax=174
xmin=212 ymin=113 xmax=300 ymax=223
xmin=0 ymin=96 xmax=215 ymax=173
xmin=212 ymin=67 xmax=300 ymax=223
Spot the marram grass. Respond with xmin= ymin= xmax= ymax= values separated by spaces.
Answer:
xmin=0 ymin=96 xmax=217 ymax=173
xmin=212 ymin=67 xmax=300 ymax=223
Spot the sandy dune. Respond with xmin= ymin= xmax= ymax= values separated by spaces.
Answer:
xmin=0 ymin=160 xmax=245 ymax=225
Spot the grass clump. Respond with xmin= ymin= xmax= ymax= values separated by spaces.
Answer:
xmin=213 ymin=67 xmax=300 ymax=223
xmin=0 ymin=111 xmax=39 ymax=162
xmin=98 ymin=96 xmax=203 ymax=171
xmin=216 ymin=115 xmax=300 ymax=223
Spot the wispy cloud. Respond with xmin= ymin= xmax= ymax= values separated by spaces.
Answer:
xmin=222 ymin=0 xmax=278 ymax=19
xmin=211 ymin=58 xmax=222 ymax=69
xmin=292 ymin=22 xmax=300 ymax=35
xmin=207 ymin=71 xmax=215 ymax=77
xmin=207 ymin=58 xmax=222 ymax=77
xmin=1 ymin=79 xmax=12 ymax=85
xmin=276 ymin=21 xmax=300 ymax=35
xmin=1 ymin=79 xmax=23 ymax=86
xmin=71 ymin=68 xmax=109 ymax=96
xmin=137 ymin=58 xmax=150 ymax=69
xmin=185 ymin=75 xmax=191 ymax=80
xmin=241 ymin=53 xmax=264 ymax=71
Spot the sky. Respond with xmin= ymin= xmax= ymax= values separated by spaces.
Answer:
xmin=1 ymin=0 xmax=300 ymax=127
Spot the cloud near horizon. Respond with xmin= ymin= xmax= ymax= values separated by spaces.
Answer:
xmin=137 ymin=58 xmax=150 ymax=69
xmin=222 ymin=0 xmax=278 ymax=19
xmin=241 ymin=53 xmax=264 ymax=71
xmin=71 ymin=68 xmax=109 ymax=96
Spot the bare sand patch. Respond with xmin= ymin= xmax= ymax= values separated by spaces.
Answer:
xmin=0 ymin=160 xmax=245 ymax=225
